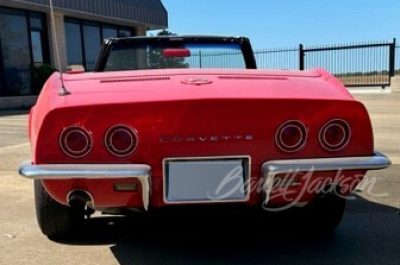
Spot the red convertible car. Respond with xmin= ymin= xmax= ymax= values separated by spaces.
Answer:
xmin=19 ymin=36 xmax=390 ymax=237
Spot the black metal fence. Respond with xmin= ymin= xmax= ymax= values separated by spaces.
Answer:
xmin=254 ymin=39 xmax=397 ymax=88
xmin=303 ymin=41 xmax=395 ymax=87
xmin=194 ymin=39 xmax=398 ymax=88
xmin=255 ymin=47 xmax=300 ymax=70
xmin=396 ymin=45 xmax=400 ymax=75
xmin=187 ymin=51 xmax=246 ymax=69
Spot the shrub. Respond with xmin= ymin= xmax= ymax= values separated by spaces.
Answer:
xmin=31 ymin=64 xmax=56 ymax=95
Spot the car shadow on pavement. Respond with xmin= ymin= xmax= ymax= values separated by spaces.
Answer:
xmin=54 ymin=196 xmax=400 ymax=265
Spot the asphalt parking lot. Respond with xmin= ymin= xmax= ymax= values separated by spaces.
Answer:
xmin=0 ymin=93 xmax=399 ymax=265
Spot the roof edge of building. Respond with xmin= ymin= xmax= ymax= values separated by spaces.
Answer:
xmin=0 ymin=0 xmax=168 ymax=29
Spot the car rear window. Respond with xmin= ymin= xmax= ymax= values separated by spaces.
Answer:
xmin=104 ymin=43 xmax=246 ymax=71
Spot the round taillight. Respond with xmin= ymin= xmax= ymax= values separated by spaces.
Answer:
xmin=276 ymin=121 xmax=307 ymax=152
xmin=319 ymin=120 xmax=351 ymax=151
xmin=105 ymin=125 xmax=138 ymax=157
xmin=60 ymin=126 xmax=93 ymax=158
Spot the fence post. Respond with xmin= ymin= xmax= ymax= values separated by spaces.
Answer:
xmin=199 ymin=50 xmax=202 ymax=69
xmin=389 ymin=38 xmax=396 ymax=77
xmin=299 ymin=44 xmax=305 ymax=70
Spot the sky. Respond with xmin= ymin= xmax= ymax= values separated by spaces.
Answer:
xmin=157 ymin=0 xmax=400 ymax=49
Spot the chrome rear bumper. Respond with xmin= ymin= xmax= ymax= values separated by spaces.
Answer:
xmin=262 ymin=152 xmax=391 ymax=205
xmin=19 ymin=161 xmax=151 ymax=210
xmin=19 ymin=152 xmax=390 ymax=210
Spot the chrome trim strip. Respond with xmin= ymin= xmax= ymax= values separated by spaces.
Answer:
xmin=162 ymin=156 xmax=251 ymax=205
xmin=261 ymin=152 xmax=391 ymax=205
xmin=18 ymin=161 xmax=151 ymax=211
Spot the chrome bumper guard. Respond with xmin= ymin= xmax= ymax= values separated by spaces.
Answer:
xmin=261 ymin=152 xmax=391 ymax=205
xmin=18 ymin=161 xmax=151 ymax=211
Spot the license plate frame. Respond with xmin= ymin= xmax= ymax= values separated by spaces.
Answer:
xmin=163 ymin=156 xmax=251 ymax=204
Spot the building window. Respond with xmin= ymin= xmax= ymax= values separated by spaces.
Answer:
xmin=83 ymin=22 xmax=101 ymax=71
xmin=30 ymin=12 xmax=48 ymax=66
xmin=0 ymin=7 xmax=49 ymax=96
xmin=31 ymin=31 xmax=44 ymax=65
xmin=118 ymin=28 xmax=134 ymax=38
xmin=65 ymin=19 xmax=83 ymax=66
xmin=103 ymin=26 xmax=118 ymax=39
xmin=65 ymin=18 xmax=136 ymax=71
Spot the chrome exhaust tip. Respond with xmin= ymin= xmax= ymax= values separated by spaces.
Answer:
xmin=67 ymin=190 xmax=93 ymax=209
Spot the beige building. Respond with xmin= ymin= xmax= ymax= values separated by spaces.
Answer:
xmin=0 ymin=0 xmax=168 ymax=109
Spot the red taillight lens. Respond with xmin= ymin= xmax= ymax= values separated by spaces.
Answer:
xmin=60 ymin=126 xmax=93 ymax=158
xmin=276 ymin=121 xmax=307 ymax=152
xmin=105 ymin=125 xmax=138 ymax=157
xmin=319 ymin=120 xmax=351 ymax=151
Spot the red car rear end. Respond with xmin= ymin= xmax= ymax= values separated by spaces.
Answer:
xmin=19 ymin=36 xmax=391 ymax=238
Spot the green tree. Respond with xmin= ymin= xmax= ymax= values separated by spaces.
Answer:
xmin=148 ymin=30 xmax=189 ymax=69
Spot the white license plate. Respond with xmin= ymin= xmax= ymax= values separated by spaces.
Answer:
xmin=164 ymin=157 xmax=250 ymax=203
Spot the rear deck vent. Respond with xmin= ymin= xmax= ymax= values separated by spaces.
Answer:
xmin=218 ymin=76 xmax=288 ymax=81
xmin=101 ymin=77 xmax=170 ymax=83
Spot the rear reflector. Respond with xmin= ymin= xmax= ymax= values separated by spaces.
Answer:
xmin=114 ymin=183 xmax=139 ymax=192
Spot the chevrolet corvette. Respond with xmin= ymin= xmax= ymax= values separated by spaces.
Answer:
xmin=19 ymin=36 xmax=391 ymax=237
